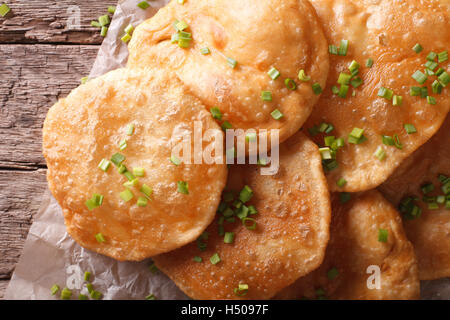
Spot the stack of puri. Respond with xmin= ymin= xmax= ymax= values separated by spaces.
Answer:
xmin=42 ymin=0 xmax=449 ymax=300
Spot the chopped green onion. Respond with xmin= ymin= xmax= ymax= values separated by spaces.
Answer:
xmin=331 ymin=85 xmax=339 ymax=94
xmin=137 ymin=196 xmax=148 ymax=207
xmin=285 ymin=78 xmax=297 ymax=90
xmin=119 ymin=139 xmax=127 ymax=150
xmin=118 ymin=164 xmax=127 ymax=174
xmin=248 ymin=205 xmax=258 ymax=215
xmin=234 ymin=284 xmax=249 ymax=296
xmin=145 ymin=294 xmax=156 ymax=300
xmin=438 ymin=51 xmax=448 ymax=63
xmin=193 ymin=256 xmax=202 ymax=263
xmin=378 ymin=229 xmax=388 ymax=243
xmin=437 ymin=195 xmax=446 ymax=204
xmin=137 ymin=1 xmax=150 ymax=9
xmin=210 ymin=107 xmax=222 ymax=120
xmin=319 ymin=147 xmax=332 ymax=160
xmin=123 ymin=177 xmax=138 ymax=187
xmin=420 ymin=86 xmax=428 ymax=98
xmin=200 ymin=47 xmax=210 ymax=55
xmin=78 ymin=294 xmax=88 ymax=300
xmin=410 ymin=86 xmax=421 ymax=96
xmin=438 ymin=71 xmax=450 ymax=87
xmin=224 ymin=232 xmax=235 ymax=244
xmin=412 ymin=43 xmax=423 ymax=53
xmin=50 ymin=284 xmax=60 ymax=296
xmin=338 ymin=84 xmax=349 ymax=98
xmin=421 ymin=183 xmax=434 ymax=194
xmin=177 ymin=181 xmax=189 ymax=194
xmin=133 ymin=167 xmax=145 ymax=177
xmin=350 ymin=127 xmax=365 ymax=139
xmin=120 ymin=189 xmax=134 ymax=202
xmin=436 ymin=68 xmax=445 ymax=76
xmin=404 ymin=124 xmax=417 ymax=134
xmin=91 ymin=21 xmax=101 ymax=28
xmin=318 ymin=122 xmax=329 ymax=133
xmin=170 ymin=155 xmax=181 ymax=166
xmin=392 ymin=95 xmax=403 ymax=106
xmin=374 ymin=146 xmax=386 ymax=161
xmin=100 ymin=26 xmax=108 ymax=37
xmin=84 ymin=271 xmax=91 ymax=282
xmin=210 ymin=253 xmax=221 ymax=265
xmin=246 ymin=132 xmax=257 ymax=142
xmin=124 ymin=24 xmax=134 ymax=35
xmin=0 ymin=3 xmax=10 ymax=17
xmin=108 ymin=6 xmax=116 ymax=14
xmin=98 ymin=15 xmax=110 ymax=27
xmin=95 ymin=232 xmax=106 ymax=243
xmin=412 ymin=70 xmax=427 ymax=84
xmin=339 ymin=192 xmax=351 ymax=204
xmin=427 ymin=52 xmax=437 ymax=61
xmin=86 ymin=283 xmax=94 ymax=294
xmin=242 ymin=217 xmax=257 ymax=230
xmin=91 ymin=291 xmax=103 ymax=300
xmin=98 ymin=159 xmax=111 ymax=172
xmin=348 ymin=60 xmax=360 ymax=74
xmin=239 ymin=185 xmax=253 ymax=203
xmin=324 ymin=136 xmax=335 ymax=147
xmin=378 ymin=87 xmax=393 ymax=100
xmin=61 ymin=287 xmax=72 ymax=300
xmin=312 ymin=83 xmax=322 ymax=95
xmin=261 ymin=91 xmax=272 ymax=101
xmin=382 ymin=135 xmax=394 ymax=146
xmin=227 ymin=57 xmax=237 ymax=69
xmin=424 ymin=60 xmax=438 ymax=71
xmin=124 ymin=170 xmax=135 ymax=181
xmin=428 ymin=202 xmax=439 ymax=210
xmin=336 ymin=178 xmax=347 ymax=188
xmin=126 ymin=124 xmax=135 ymax=136
xmin=432 ymin=80 xmax=443 ymax=94
xmin=350 ymin=77 xmax=363 ymax=88
xmin=268 ymin=67 xmax=281 ymax=80
xmin=366 ymin=58 xmax=374 ymax=68
xmin=323 ymin=159 xmax=338 ymax=171
xmin=327 ymin=267 xmax=339 ymax=280
xmin=221 ymin=121 xmax=232 ymax=131
xmin=271 ymin=109 xmax=284 ymax=120
xmin=338 ymin=40 xmax=349 ymax=56
xmin=121 ymin=33 xmax=132 ymax=43
xmin=338 ymin=73 xmax=352 ymax=85
xmin=298 ymin=69 xmax=311 ymax=82
xmin=81 ymin=76 xmax=89 ymax=84
xmin=328 ymin=45 xmax=338 ymax=55
xmin=427 ymin=96 xmax=436 ymax=105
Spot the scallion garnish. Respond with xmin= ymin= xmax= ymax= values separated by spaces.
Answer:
xmin=210 ymin=107 xmax=222 ymax=120
xmin=261 ymin=91 xmax=272 ymax=101
xmin=98 ymin=159 xmax=111 ymax=172
xmin=298 ymin=69 xmax=311 ymax=82
xmin=177 ymin=181 xmax=189 ymax=194
xmin=404 ymin=124 xmax=417 ymax=134
xmin=119 ymin=189 xmax=134 ymax=202
xmin=239 ymin=185 xmax=253 ymax=203
xmin=285 ymin=78 xmax=297 ymax=90
xmin=271 ymin=109 xmax=284 ymax=120
xmin=137 ymin=1 xmax=150 ymax=9
xmin=412 ymin=70 xmax=427 ymax=84
xmin=374 ymin=146 xmax=386 ymax=161
xmin=338 ymin=40 xmax=349 ymax=56
xmin=268 ymin=67 xmax=281 ymax=80
xmin=210 ymin=253 xmax=221 ymax=265
xmin=95 ymin=233 xmax=106 ymax=243
xmin=378 ymin=229 xmax=388 ymax=242
xmin=61 ymin=287 xmax=72 ymax=300
xmin=412 ymin=43 xmax=423 ymax=53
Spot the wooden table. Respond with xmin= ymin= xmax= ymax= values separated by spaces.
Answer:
xmin=0 ymin=0 xmax=118 ymax=299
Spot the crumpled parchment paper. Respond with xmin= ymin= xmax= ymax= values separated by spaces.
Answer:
xmin=5 ymin=0 xmax=449 ymax=300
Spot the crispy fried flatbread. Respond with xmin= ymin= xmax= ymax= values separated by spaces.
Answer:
xmin=43 ymin=68 xmax=228 ymax=261
xmin=275 ymin=190 xmax=420 ymax=300
xmin=379 ymin=116 xmax=450 ymax=280
xmin=127 ymin=0 xmax=329 ymax=148
xmin=153 ymin=132 xmax=331 ymax=299
xmin=304 ymin=0 xmax=449 ymax=192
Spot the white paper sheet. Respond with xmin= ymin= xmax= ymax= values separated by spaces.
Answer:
xmin=5 ymin=0 xmax=448 ymax=300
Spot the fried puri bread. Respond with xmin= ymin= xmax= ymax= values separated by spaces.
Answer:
xmin=275 ymin=190 xmax=420 ymax=300
xmin=304 ymin=0 xmax=449 ymax=192
xmin=127 ymin=0 xmax=329 ymax=148
xmin=379 ymin=116 xmax=450 ymax=280
xmin=153 ymin=132 xmax=331 ymax=299
xmin=43 ymin=68 xmax=228 ymax=261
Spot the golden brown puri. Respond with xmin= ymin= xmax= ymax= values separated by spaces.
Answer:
xmin=275 ymin=190 xmax=420 ymax=300
xmin=43 ymin=68 xmax=228 ymax=261
xmin=127 ymin=0 xmax=329 ymax=148
xmin=379 ymin=116 xmax=450 ymax=280
xmin=304 ymin=0 xmax=449 ymax=192
xmin=153 ymin=132 xmax=331 ymax=300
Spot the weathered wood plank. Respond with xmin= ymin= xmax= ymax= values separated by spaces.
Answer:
xmin=0 ymin=0 xmax=117 ymax=44
xmin=0 ymin=44 xmax=99 ymax=168
xmin=0 ymin=169 xmax=47 ymax=279
xmin=0 ymin=279 xmax=9 ymax=299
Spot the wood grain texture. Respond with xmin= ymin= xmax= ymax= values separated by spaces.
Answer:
xmin=0 ymin=44 xmax=99 ymax=168
xmin=0 ymin=0 xmax=117 ymax=44
xmin=0 ymin=43 xmax=100 ymax=297
xmin=0 ymin=169 xmax=47 ymax=279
